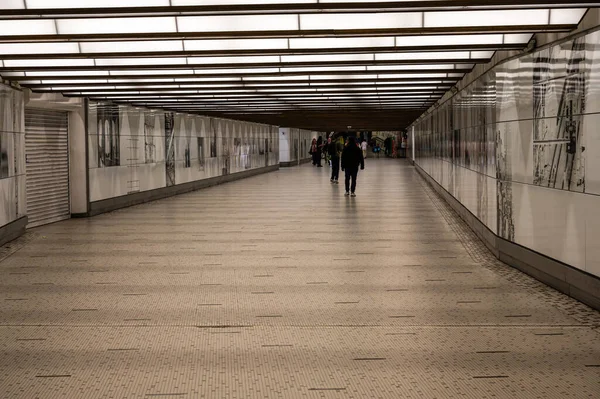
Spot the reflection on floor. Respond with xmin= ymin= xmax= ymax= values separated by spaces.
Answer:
xmin=1 ymin=159 xmax=599 ymax=398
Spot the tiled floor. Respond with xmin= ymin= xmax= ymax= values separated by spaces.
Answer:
xmin=1 ymin=159 xmax=599 ymax=398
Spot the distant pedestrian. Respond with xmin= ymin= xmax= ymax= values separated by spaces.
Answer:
xmin=327 ymin=134 xmax=343 ymax=184
xmin=310 ymin=138 xmax=319 ymax=166
xmin=360 ymin=140 xmax=367 ymax=159
xmin=341 ymin=136 xmax=364 ymax=197
xmin=316 ymin=136 xmax=324 ymax=167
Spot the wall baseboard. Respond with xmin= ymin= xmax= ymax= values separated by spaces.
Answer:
xmin=88 ymin=165 xmax=279 ymax=217
xmin=280 ymin=158 xmax=312 ymax=167
xmin=0 ymin=216 xmax=28 ymax=247
xmin=415 ymin=164 xmax=600 ymax=311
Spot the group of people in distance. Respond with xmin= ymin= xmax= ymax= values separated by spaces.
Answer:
xmin=310 ymin=134 xmax=365 ymax=197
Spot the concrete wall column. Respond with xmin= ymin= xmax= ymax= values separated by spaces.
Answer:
xmin=68 ymin=105 xmax=88 ymax=215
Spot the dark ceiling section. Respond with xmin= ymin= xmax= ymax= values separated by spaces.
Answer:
xmin=0 ymin=1 xmax=590 ymax=131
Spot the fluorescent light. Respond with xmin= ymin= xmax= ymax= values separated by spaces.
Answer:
xmin=379 ymin=73 xmax=448 ymax=79
xmin=291 ymin=37 xmax=394 ymax=49
xmin=281 ymin=66 xmax=366 ymax=73
xmin=396 ymin=34 xmax=504 ymax=47
xmin=470 ymin=51 xmax=495 ymax=59
xmin=301 ymin=12 xmax=422 ymax=30
xmin=281 ymin=54 xmax=375 ymax=63
xmin=424 ymin=10 xmax=549 ymax=27
xmin=187 ymin=56 xmax=280 ymax=64
xmin=81 ymin=41 xmax=183 ymax=53
xmin=95 ymin=58 xmax=187 ymax=66
xmin=549 ymin=9 xmax=587 ymax=24
xmin=112 ymin=69 xmax=194 ymax=75
xmin=26 ymin=0 xmax=169 ymax=7
xmin=0 ymin=0 xmax=25 ymax=9
xmin=376 ymin=52 xmax=471 ymax=61
xmin=4 ymin=59 xmax=95 ymax=67
xmin=194 ymin=68 xmax=279 ymax=74
xmin=26 ymin=70 xmax=110 ymax=76
xmin=0 ymin=20 xmax=56 ymax=36
xmin=0 ymin=42 xmax=79 ymax=55
xmin=57 ymin=17 xmax=176 ymax=35
xmin=178 ymin=15 xmax=298 ymax=32
xmin=185 ymin=38 xmax=288 ymax=51
xmin=503 ymin=33 xmax=533 ymax=44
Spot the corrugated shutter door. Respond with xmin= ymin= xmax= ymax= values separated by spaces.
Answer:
xmin=25 ymin=108 xmax=70 ymax=228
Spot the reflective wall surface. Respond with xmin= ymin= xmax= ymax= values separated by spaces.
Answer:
xmin=0 ymin=84 xmax=25 ymax=228
xmin=88 ymin=102 xmax=279 ymax=202
xmin=413 ymin=29 xmax=600 ymax=278
xmin=279 ymin=127 xmax=318 ymax=163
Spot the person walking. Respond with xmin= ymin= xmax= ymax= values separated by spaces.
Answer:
xmin=310 ymin=138 xmax=319 ymax=166
xmin=327 ymin=134 xmax=343 ymax=184
xmin=341 ymin=136 xmax=364 ymax=197
xmin=361 ymin=139 xmax=367 ymax=159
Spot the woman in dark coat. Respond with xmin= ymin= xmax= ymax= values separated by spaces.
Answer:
xmin=315 ymin=136 xmax=323 ymax=167
xmin=310 ymin=138 xmax=319 ymax=166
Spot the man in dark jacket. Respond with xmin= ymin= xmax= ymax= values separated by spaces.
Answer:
xmin=341 ymin=136 xmax=364 ymax=197
xmin=327 ymin=134 xmax=344 ymax=184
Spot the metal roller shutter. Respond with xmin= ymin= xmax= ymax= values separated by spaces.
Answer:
xmin=25 ymin=108 xmax=70 ymax=228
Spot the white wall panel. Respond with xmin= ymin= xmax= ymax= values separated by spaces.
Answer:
xmin=88 ymin=101 xmax=278 ymax=202
xmin=413 ymin=28 xmax=600 ymax=278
